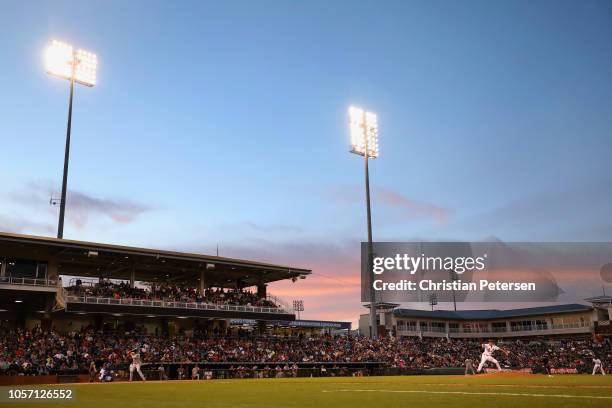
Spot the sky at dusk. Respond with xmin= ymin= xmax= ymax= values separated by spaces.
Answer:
xmin=1 ymin=0 xmax=611 ymax=325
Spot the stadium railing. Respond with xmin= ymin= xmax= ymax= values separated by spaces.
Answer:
xmin=136 ymin=361 xmax=382 ymax=380
xmin=0 ymin=276 xmax=57 ymax=287
xmin=550 ymin=321 xmax=592 ymax=329
xmin=397 ymin=320 xmax=593 ymax=338
xmin=135 ymin=364 xmax=528 ymax=381
xmin=65 ymin=295 xmax=292 ymax=314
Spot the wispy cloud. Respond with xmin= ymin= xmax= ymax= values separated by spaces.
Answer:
xmin=0 ymin=214 xmax=55 ymax=235
xmin=242 ymin=222 xmax=302 ymax=234
xmin=5 ymin=180 xmax=152 ymax=230
xmin=329 ymin=185 xmax=450 ymax=224
xmin=377 ymin=188 xmax=449 ymax=223
xmin=442 ymin=177 xmax=612 ymax=242
xmin=66 ymin=190 xmax=151 ymax=227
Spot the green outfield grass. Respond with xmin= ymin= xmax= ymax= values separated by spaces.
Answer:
xmin=1 ymin=375 xmax=612 ymax=408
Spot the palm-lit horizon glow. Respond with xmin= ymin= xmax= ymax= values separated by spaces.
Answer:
xmin=45 ymin=40 xmax=97 ymax=87
xmin=349 ymin=106 xmax=379 ymax=158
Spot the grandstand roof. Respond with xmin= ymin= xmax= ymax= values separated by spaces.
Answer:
xmin=0 ymin=232 xmax=310 ymax=287
xmin=393 ymin=304 xmax=592 ymax=320
xmin=584 ymin=295 xmax=612 ymax=304
xmin=230 ymin=319 xmax=352 ymax=329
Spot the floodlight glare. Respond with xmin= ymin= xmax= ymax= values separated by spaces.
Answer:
xmin=45 ymin=40 xmax=97 ymax=87
xmin=349 ymin=106 xmax=379 ymax=158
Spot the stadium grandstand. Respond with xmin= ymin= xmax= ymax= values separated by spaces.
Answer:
xmin=0 ymin=231 xmax=311 ymax=327
xmin=0 ymin=232 xmax=610 ymax=384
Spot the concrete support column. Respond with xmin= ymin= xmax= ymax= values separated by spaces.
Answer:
xmin=130 ymin=266 xmax=136 ymax=288
xmin=257 ymin=283 xmax=267 ymax=299
xmin=47 ymin=257 xmax=59 ymax=282
xmin=17 ymin=309 xmax=26 ymax=329
xmin=94 ymin=315 xmax=103 ymax=331
xmin=161 ymin=317 xmax=169 ymax=336
xmin=199 ymin=270 xmax=206 ymax=296
xmin=41 ymin=297 xmax=55 ymax=330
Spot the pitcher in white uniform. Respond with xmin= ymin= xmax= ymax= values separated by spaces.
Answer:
xmin=477 ymin=340 xmax=508 ymax=373
xmin=592 ymin=357 xmax=606 ymax=375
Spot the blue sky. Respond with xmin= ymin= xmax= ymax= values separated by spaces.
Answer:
xmin=1 ymin=0 xmax=611 ymax=322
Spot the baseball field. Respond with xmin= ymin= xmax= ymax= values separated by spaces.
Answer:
xmin=1 ymin=374 xmax=611 ymax=408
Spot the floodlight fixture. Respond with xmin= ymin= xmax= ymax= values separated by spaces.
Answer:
xmin=349 ymin=106 xmax=379 ymax=158
xmin=45 ymin=40 xmax=97 ymax=87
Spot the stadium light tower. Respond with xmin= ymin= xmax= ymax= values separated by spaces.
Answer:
xmin=348 ymin=106 xmax=379 ymax=339
xmin=45 ymin=39 xmax=97 ymax=239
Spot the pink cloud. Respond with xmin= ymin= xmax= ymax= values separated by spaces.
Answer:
xmin=181 ymin=240 xmax=367 ymax=326
xmin=377 ymin=188 xmax=449 ymax=223
xmin=8 ymin=180 xmax=152 ymax=229
xmin=329 ymin=185 xmax=449 ymax=224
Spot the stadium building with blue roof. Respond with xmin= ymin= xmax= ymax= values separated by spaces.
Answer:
xmin=359 ymin=301 xmax=612 ymax=339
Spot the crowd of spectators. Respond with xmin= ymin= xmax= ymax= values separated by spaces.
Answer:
xmin=1 ymin=326 xmax=610 ymax=377
xmin=65 ymin=280 xmax=277 ymax=308
xmin=389 ymin=336 xmax=611 ymax=371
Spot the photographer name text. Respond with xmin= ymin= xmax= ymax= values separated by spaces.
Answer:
xmin=372 ymin=279 xmax=536 ymax=292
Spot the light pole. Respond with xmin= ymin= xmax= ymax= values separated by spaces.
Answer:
xmin=450 ymin=270 xmax=458 ymax=311
xmin=429 ymin=293 xmax=438 ymax=311
xmin=45 ymin=40 xmax=98 ymax=239
xmin=349 ymin=106 xmax=379 ymax=339
xmin=292 ymin=299 xmax=304 ymax=320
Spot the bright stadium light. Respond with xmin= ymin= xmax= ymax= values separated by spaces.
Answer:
xmin=44 ymin=39 xmax=98 ymax=239
xmin=349 ymin=106 xmax=379 ymax=158
xmin=45 ymin=40 xmax=97 ymax=87
xmin=347 ymin=106 xmax=380 ymax=339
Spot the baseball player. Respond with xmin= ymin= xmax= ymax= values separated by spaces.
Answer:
xmin=592 ymin=357 xmax=606 ymax=375
xmin=129 ymin=349 xmax=146 ymax=381
xmin=477 ymin=340 xmax=508 ymax=373
xmin=99 ymin=362 xmax=113 ymax=382
xmin=542 ymin=356 xmax=552 ymax=377
xmin=192 ymin=365 xmax=200 ymax=380
xmin=465 ymin=358 xmax=476 ymax=375
xmin=89 ymin=360 xmax=97 ymax=382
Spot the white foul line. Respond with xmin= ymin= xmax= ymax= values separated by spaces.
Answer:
xmin=321 ymin=389 xmax=612 ymax=400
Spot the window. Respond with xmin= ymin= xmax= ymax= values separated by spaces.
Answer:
xmin=6 ymin=259 xmax=40 ymax=278
xmin=429 ymin=322 xmax=446 ymax=333
xmin=491 ymin=322 xmax=506 ymax=332
xmin=534 ymin=320 xmax=548 ymax=330
xmin=510 ymin=320 xmax=533 ymax=332
xmin=552 ymin=316 xmax=590 ymax=329
xmin=462 ymin=322 xmax=488 ymax=333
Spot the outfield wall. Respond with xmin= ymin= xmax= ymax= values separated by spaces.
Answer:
xmin=5 ymin=365 xmax=597 ymax=385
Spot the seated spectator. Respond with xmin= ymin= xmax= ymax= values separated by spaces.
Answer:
xmin=65 ymin=280 xmax=278 ymax=308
